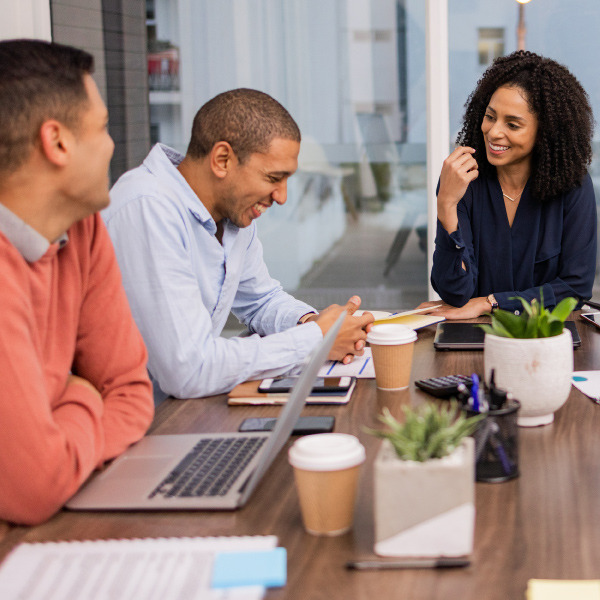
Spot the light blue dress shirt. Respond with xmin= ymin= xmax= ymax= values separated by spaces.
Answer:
xmin=103 ymin=144 xmax=322 ymax=403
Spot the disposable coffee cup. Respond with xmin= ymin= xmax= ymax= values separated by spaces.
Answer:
xmin=288 ymin=433 xmax=365 ymax=536
xmin=366 ymin=324 xmax=417 ymax=390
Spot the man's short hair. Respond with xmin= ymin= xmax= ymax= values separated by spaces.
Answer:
xmin=0 ymin=39 xmax=94 ymax=175
xmin=186 ymin=88 xmax=301 ymax=163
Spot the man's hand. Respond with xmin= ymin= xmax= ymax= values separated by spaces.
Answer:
xmin=419 ymin=297 xmax=490 ymax=320
xmin=314 ymin=296 xmax=374 ymax=364
xmin=66 ymin=374 xmax=102 ymax=399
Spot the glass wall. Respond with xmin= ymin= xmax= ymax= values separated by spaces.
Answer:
xmin=146 ymin=0 xmax=429 ymax=311
xmin=146 ymin=0 xmax=600 ymax=311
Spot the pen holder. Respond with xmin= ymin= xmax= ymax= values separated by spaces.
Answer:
xmin=465 ymin=400 xmax=520 ymax=483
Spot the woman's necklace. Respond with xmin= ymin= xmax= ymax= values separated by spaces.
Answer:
xmin=501 ymin=185 xmax=525 ymax=202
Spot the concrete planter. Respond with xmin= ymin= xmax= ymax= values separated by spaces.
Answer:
xmin=373 ymin=437 xmax=475 ymax=557
xmin=483 ymin=329 xmax=573 ymax=427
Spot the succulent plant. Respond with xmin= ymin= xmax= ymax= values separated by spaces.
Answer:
xmin=479 ymin=296 xmax=577 ymax=339
xmin=367 ymin=402 xmax=482 ymax=462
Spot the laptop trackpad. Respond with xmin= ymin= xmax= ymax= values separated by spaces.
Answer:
xmin=99 ymin=457 xmax=175 ymax=481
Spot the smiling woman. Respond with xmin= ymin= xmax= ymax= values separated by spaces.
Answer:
xmin=427 ymin=50 xmax=596 ymax=319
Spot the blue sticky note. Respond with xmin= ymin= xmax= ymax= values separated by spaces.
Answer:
xmin=211 ymin=548 xmax=287 ymax=589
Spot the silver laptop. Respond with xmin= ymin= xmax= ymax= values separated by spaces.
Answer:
xmin=66 ymin=312 xmax=346 ymax=511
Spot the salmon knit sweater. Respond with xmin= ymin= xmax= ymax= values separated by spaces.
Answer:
xmin=0 ymin=213 xmax=154 ymax=524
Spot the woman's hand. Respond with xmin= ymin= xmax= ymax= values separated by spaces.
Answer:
xmin=418 ymin=297 xmax=490 ymax=320
xmin=437 ymin=146 xmax=478 ymax=234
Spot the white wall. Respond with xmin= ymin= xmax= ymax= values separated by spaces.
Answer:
xmin=0 ymin=0 xmax=51 ymax=41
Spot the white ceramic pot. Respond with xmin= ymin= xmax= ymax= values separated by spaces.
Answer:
xmin=373 ymin=438 xmax=475 ymax=557
xmin=483 ymin=329 xmax=573 ymax=427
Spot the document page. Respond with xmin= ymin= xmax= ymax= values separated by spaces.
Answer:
xmin=0 ymin=535 xmax=277 ymax=600
xmin=319 ymin=349 xmax=375 ymax=378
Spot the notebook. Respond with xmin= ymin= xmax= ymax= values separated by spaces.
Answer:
xmin=433 ymin=320 xmax=581 ymax=350
xmin=227 ymin=378 xmax=356 ymax=406
xmin=355 ymin=307 xmax=444 ymax=331
xmin=66 ymin=311 xmax=346 ymax=511
xmin=526 ymin=579 xmax=600 ymax=600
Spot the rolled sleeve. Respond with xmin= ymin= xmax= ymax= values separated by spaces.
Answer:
xmin=233 ymin=225 xmax=316 ymax=335
xmin=431 ymin=219 xmax=476 ymax=307
xmin=105 ymin=176 xmax=323 ymax=400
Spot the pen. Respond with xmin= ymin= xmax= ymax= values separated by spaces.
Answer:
xmin=474 ymin=419 xmax=493 ymax=462
xmin=471 ymin=374 xmax=480 ymax=412
xmin=489 ymin=422 xmax=514 ymax=475
xmin=346 ymin=557 xmax=471 ymax=570
xmin=456 ymin=383 xmax=470 ymax=405
xmin=488 ymin=369 xmax=506 ymax=410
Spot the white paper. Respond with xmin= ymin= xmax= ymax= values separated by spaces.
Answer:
xmin=354 ymin=308 xmax=444 ymax=330
xmin=0 ymin=536 xmax=277 ymax=600
xmin=572 ymin=371 xmax=600 ymax=401
xmin=353 ymin=309 xmax=392 ymax=320
xmin=319 ymin=348 xmax=375 ymax=378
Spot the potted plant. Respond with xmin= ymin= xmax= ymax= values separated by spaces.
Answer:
xmin=480 ymin=296 xmax=577 ymax=427
xmin=369 ymin=403 xmax=482 ymax=557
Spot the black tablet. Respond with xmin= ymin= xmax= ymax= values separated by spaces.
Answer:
xmin=433 ymin=320 xmax=581 ymax=350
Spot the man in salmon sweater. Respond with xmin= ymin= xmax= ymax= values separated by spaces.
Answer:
xmin=0 ymin=40 xmax=154 ymax=525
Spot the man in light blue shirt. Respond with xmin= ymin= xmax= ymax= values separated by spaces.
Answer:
xmin=104 ymin=89 xmax=373 ymax=403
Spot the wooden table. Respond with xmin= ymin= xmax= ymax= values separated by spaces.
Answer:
xmin=3 ymin=316 xmax=600 ymax=599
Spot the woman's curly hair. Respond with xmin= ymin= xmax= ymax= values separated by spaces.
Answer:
xmin=456 ymin=50 xmax=594 ymax=202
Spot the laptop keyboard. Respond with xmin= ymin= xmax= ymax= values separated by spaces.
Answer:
xmin=149 ymin=436 xmax=267 ymax=499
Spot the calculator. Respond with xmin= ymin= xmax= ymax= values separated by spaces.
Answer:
xmin=415 ymin=374 xmax=473 ymax=398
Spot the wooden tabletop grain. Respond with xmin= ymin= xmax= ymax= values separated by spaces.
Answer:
xmin=3 ymin=314 xmax=600 ymax=599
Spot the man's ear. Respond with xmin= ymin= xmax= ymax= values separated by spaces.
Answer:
xmin=38 ymin=119 xmax=71 ymax=167
xmin=210 ymin=141 xmax=237 ymax=179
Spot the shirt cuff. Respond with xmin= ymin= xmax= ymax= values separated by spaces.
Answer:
xmin=493 ymin=292 xmax=524 ymax=313
xmin=297 ymin=311 xmax=317 ymax=325
xmin=269 ymin=321 xmax=324 ymax=377
xmin=435 ymin=219 xmax=465 ymax=252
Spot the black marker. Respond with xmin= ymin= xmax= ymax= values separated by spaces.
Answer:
xmin=488 ymin=369 xmax=507 ymax=410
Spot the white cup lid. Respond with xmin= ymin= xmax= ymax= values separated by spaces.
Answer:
xmin=366 ymin=323 xmax=417 ymax=345
xmin=288 ymin=433 xmax=366 ymax=471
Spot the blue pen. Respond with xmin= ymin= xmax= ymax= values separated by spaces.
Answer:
xmin=489 ymin=422 xmax=514 ymax=475
xmin=471 ymin=374 xmax=480 ymax=412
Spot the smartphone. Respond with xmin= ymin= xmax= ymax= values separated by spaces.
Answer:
xmin=581 ymin=312 xmax=600 ymax=329
xmin=258 ymin=376 xmax=352 ymax=394
xmin=239 ymin=416 xmax=335 ymax=435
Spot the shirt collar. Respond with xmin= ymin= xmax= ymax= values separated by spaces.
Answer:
xmin=0 ymin=203 xmax=68 ymax=262
xmin=148 ymin=144 xmax=229 ymax=236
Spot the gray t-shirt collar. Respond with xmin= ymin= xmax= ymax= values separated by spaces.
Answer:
xmin=0 ymin=203 xmax=68 ymax=262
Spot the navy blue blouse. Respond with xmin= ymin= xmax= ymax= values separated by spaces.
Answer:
xmin=431 ymin=173 xmax=597 ymax=312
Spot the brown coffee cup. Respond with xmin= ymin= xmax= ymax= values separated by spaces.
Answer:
xmin=367 ymin=324 xmax=417 ymax=390
xmin=288 ymin=434 xmax=365 ymax=536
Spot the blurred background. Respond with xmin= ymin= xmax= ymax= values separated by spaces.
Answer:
xmin=8 ymin=0 xmax=600 ymax=313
